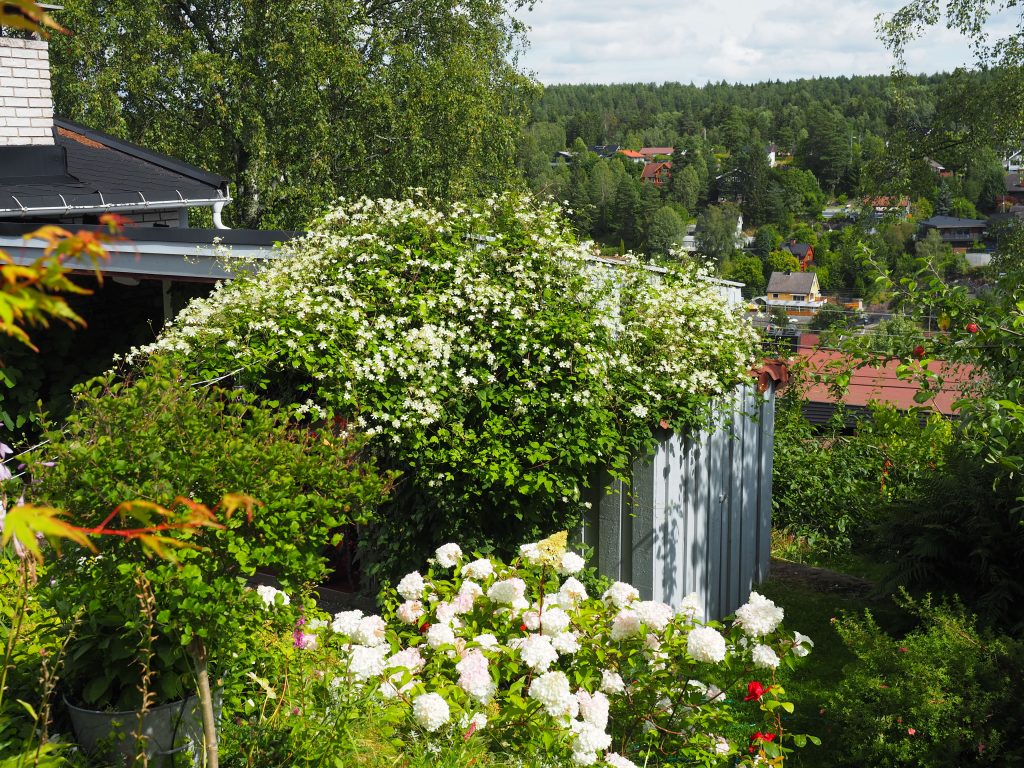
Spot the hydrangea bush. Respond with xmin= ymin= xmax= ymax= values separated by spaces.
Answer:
xmin=254 ymin=533 xmax=815 ymax=767
xmin=124 ymin=192 xmax=758 ymax=579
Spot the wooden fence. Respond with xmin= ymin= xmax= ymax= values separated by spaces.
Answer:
xmin=578 ymin=382 xmax=775 ymax=621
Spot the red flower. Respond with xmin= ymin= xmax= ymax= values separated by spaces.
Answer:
xmin=966 ymin=322 xmax=980 ymax=333
xmin=519 ymin=623 xmax=528 ymax=631
xmin=744 ymin=681 xmax=769 ymax=702
xmin=750 ymin=732 xmax=776 ymax=743
xmin=912 ymin=345 xmax=925 ymax=359
xmin=899 ymin=646 xmax=908 ymax=653
xmin=907 ymin=727 xmax=916 ymax=736
xmin=419 ymin=621 xmax=431 ymax=634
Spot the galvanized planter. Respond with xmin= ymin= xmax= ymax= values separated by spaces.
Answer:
xmin=579 ymin=383 xmax=775 ymax=621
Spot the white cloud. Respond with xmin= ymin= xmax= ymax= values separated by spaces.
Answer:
xmin=514 ymin=0 xmax=1019 ymax=85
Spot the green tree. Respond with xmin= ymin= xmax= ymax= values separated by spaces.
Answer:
xmin=613 ymin=175 xmax=644 ymax=249
xmin=695 ymin=203 xmax=740 ymax=268
xmin=49 ymin=0 xmax=537 ymax=229
xmin=721 ymin=254 xmax=767 ymax=298
xmin=646 ymin=206 xmax=686 ymax=257
xmin=751 ymin=224 xmax=783 ymax=259
xmin=765 ymin=250 xmax=801 ymax=279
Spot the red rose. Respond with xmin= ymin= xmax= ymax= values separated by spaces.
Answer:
xmin=744 ymin=681 xmax=769 ymax=702
xmin=519 ymin=623 xmax=528 ymax=631
xmin=966 ymin=322 xmax=980 ymax=333
xmin=419 ymin=621 xmax=431 ymax=634
xmin=912 ymin=345 xmax=925 ymax=359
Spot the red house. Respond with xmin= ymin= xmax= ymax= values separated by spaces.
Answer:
xmin=640 ymin=161 xmax=672 ymax=187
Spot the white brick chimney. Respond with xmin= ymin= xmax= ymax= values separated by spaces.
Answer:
xmin=0 ymin=37 xmax=55 ymax=146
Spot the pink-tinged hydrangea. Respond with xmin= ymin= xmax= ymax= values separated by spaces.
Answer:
xmin=396 ymin=600 xmax=424 ymax=625
xmin=469 ymin=712 xmax=488 ymax=731
xmin=705 ymin=684 xmax=725 ymax=704
xmin=461 ymin=558 xmax=495 ymax=580
xmin=752 ymin=643 xmax=781 ymax=669
xmin=686 ymin=626 xmax=727 ymax=663
xmin=528 ymin=671 xmax=577 ymax=718
xmin=434 ymin=543 xmax=463 ymax=568
xmin=412 ymin=692 xmax=450 ymax=732
xmin=472 ymin=633 xmax=499 ymax=650
xmin=426 ymin=623 xmax=456 ymax=649
xmin=557 ymin=551 xmax=586 ymax=575
xmin=458 ymin=579 xmax=484 ymax=600
xmin=577 ymin=690 xmax=609 ymax=730
xmin=635 ymin=601 xmax=674 ymax=632
xmin=602 ymin=581 xmax=640 ymax=609
xmin=435 ymin=600 xmax=459 ymax=626
xmin=643 ymin=633 xmax=662 ymax=652
xmin=540 ymin=606 xmax=571 ymax=637
xmin=713 ymin=736 xmax=731 ymax=755
xmin=600 ymin=670 xmax=625 ymax=695
xmin=520 ymin=634 xmax=559 ymax=672
xmin=734 ymin=591 xmax=784 ymax=637
xmin=348 ymin=644 xmax=389 ymax=681
xmin=397 ymin=570 xmax=425 ymax=600
xmin=557 ymin=576 xmax=588 ymax=607
xmin=352 ymin=615 xmax=387 ymax=646
xmin=331 ymin=609 xmax=363 ymax=637
xmin=487 ymin=577 xmax=526 ymax=606
xmin=605 ymin=753 xmax=639 ymax=768
xmin=792 ymin=631 xmax=814 ymax=657
xmin=456 ymin=650 xmax=495 ymax=703
xmin=451 ymin=592 xmax=475 ymax=614
xmin=552 ymin=630 xmax=581 ymax=655
xmin=677 ymin=591 xmax=704 ymax=622
xmin=610 ymin=609 xmax=642 ymax=641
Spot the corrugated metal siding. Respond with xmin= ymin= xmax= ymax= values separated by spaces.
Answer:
xmin=579 ymin=383 xmax=775 ymax=620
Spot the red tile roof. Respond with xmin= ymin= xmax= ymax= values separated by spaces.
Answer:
xmin=639 ymin=147 xmax=674 ymax=157
xmin=618 ymin=149 xmax=645 ymax=159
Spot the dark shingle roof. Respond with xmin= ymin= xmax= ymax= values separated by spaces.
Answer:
xmin=767 ymin=271 xmax=817 ymax=294
xmin=782 ymin=242 xmax=811 ymax=259
xmin=0 ymin=119 xmax=228 ymax=217
xmin=921 ymin=215 xmax=987 ymax=229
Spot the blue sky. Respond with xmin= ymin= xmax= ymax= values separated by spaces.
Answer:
xmin=514 ymin=1 xmax=1018 ymax=85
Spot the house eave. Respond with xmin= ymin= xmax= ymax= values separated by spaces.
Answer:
xmin=0 ymin=195 xmax=230 ymax=219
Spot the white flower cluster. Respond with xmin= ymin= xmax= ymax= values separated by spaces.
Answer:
xmin=734 ymin=591 xmax=785 ymax=637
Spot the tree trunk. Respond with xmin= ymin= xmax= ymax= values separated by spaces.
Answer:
xmin=189 ymin=638 xmax=218 ymax=768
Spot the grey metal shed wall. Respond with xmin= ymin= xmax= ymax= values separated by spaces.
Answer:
xmin=579 ymin=383 xmax=775 ymax=621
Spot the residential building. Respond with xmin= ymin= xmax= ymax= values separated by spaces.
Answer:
xmin=616 ymin=149 xmax=645 ymax=164
xmin=760 ymin=271 xmax=826 ymax=317
xmin=919 ymin=215 xmax=987 ymax=251
xmin=781 ymin=240 xmax=814 ymax=270
xmin=640 ymin=161 xmax=671 ymax=187
xmin=639 ymin=147 xmax=673 ymax=160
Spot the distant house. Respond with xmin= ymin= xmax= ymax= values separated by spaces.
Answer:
xmin=616 ymin=149 xmax=646 ymax=164
xmin=760 ymin=271 xmax=826 ymax=317
xmin=925 ymin=157 xmax=952 ymax=177
xmin=767 ymin=144 xmax=778 ymax=168
xmin=1004 ymin=171 xmax=1024 ymax=205
xmin=781 ymin=240 xmax=814 ymax=270
xmin=588 ymin=145 xmax=621 ymax=159
xmin=1004 ymin=148 xmax=1022 ymax=172
xmin=866 ymin=196 xmax=911 ymax=220
xmin=550 ymin=150 xmax=574 ymax=166
xmin=640 ymin=161 xmax=672 ymax=187
xmin=639 ymin=147 xmax=673 ymax=160
xmin=920 ymin=215 xmax=988 ymax=251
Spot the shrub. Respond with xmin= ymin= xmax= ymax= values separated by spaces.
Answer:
xmin=125 ymin=192 xmax=757 ymax=580
xmin=223 ymin=532 xmax=816 ymax=767
xmin=826 ymin=594 xmax=1024 ymax=767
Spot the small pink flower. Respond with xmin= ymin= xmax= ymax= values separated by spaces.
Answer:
xmin=907 ymin=728 xmax=916 ymax=736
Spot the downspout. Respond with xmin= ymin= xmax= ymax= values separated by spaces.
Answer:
xmin=212 ymin=188 xmax=231 ymax=230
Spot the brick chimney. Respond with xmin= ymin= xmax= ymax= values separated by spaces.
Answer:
xmin=0 ymin=37 xmax=55 ymax=146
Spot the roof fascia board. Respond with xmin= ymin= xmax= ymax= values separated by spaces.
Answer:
xmin=0 ymin=196 xmax=227 ymax=218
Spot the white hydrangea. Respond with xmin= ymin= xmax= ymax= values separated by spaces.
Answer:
xmin=557 ymin=576 xmax=589 ymax=608
xmin=577 ymin=690 xmax=609 ymax=730
xmin=610 ymin=609 xmax=642 ymax=641
xmin=397 ymin=571 xmax=426 ymax=600
xmin=602 ymin=581 xmax=640 ymax=609
xmin=552 ymin=631 xmax=581 ymax=655
xmin=256 ymin=584 xmax=290 ymax=607
xmin=426 ymin=623 xmax=456 ymax=649
xmin=677 ymin=591 xmax=704 ymax=622
xmin=519 ymin=542 xmax=543 ymax=565
xmin=528 ymin=671 xmax=576 ymax=718
xmin=557 ymin=551 xmax=586 ymax=575
xmin=386 ymin=647 xmax=424 ymax=673
xmin=461 ymin=558 xmax=495 ymax=580
xmin=469 ymin=712 xmax=488 ymax=731
xmin=352 ymin=615 xmax=387 ymax=647
xmin=605 ymin=754 xmax=639 ymax=768
xmin=521 ymin=610 xmax=541 ymax=631
xmin=600 ymin=670 xmax=625 ymax=695
xmin=458 ymin=579 xmax=484 ymax=601
xmin=793 ymin=631 xmax=814 ymax=657
xmin=520 ymin=634 xmax=559 ymax=672
xmin=734 ymin=591 xmax=784 ymax=637
xmin=686 ymin=626 xmax=727 ymax=663
xmin=540 ymin=606 xmax=571 ymax=637
xmin=634 ymin=601 xmax=674 ymax=633
xmin=713 ymin=736 xmax=731 ymax=755
xmin=434 ymin=543 xmax=463 ymax=568
xmin=396 ymin=600 xmax=424 ymax=625
xmin=331 ymin=609 xmax=363 ymax=636
xmin=487 ymin=577 xmax=527 ymax=606
xmin=472 ymin=633 xmax=499 ymax=650
xmin=348 ymin=644 xmax=389 ymax=681
xmin=752 ymin=644 xmax=781 ymax=669
xmin=412 ymin=692 xmax=450 ymax=732
xmin=571 ymin=720 xmax=612 ymax=760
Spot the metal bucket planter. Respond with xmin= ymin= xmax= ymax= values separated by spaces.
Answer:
xmin=65 ymin=694 xmax=206 ymax=768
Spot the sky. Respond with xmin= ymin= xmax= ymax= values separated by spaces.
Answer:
xmin=514 ymin=0 xmax=1018 ymax=86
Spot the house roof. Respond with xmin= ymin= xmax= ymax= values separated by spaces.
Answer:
xmin=0 ymin=119 xmax=229 ymax=218
xmin=921 ymin=215 xmax=987 ymax=229
xmin=640 ymin=147 xmax=673 ymax=157
xmin=617 ymin=149 xmax=644 ymax=159
xmin=1007 ymin=171 xmax=1024 ymax=192
xmin=766 ymin=271 xmax=817 ymax=294
xmin=782 ymin=242 xmax=812 ymax=259
xmin=640 ymin=161 xmax=671 ymax=180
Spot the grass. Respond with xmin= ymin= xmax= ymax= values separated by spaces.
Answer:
xmin=759 ymin=561 xmax=911 ymax=768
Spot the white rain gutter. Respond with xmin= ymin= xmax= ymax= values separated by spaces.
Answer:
xmin=0 ymin=190 xmax=232 ymax=219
